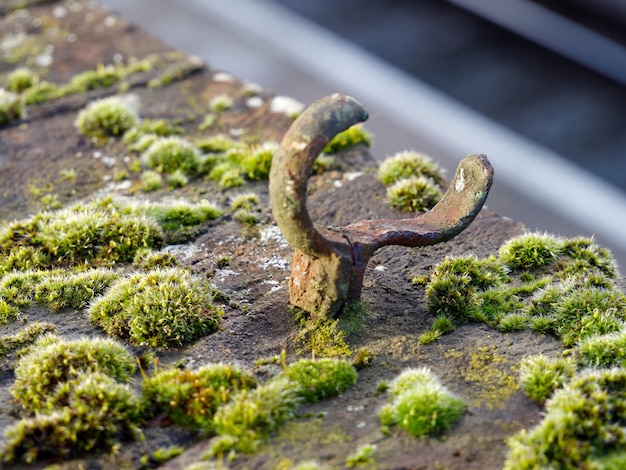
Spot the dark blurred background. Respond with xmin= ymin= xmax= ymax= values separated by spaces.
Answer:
xmin=102 ymin=0 xmax=626 ymax=264
xmin=270 ymin=0 xmax=626 ymax=193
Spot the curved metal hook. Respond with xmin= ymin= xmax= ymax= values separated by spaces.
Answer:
xmin=269 ymin=93 xmax=369 ymax=257
xmin=269 ymin=94 xmax=493 ymax=318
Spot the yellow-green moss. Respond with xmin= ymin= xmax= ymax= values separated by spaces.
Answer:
xmin=34 ymin=268 xmax=118 ymax=311
xmin=88 ymin=267 xmax=222 ymax=348
xmin=0 ymin=89 xmax=23 ymax=126
xmin=142 ymin=363 xmax=257 ymax=433
xmin=518 ymin=354 xmax=577 ymax=404
xmin=346 ymin=443 xmax=376 ymax=467
xmin=379 ymin=367 xmax=465 ymax=436
xmin=11 ymin=336 xmax=136 ymax=412
xmin=75 ymin=96 xmax=138 ymax=139
xmin=378 ymin=150 xmax=445 ymax=186
xmin=322 ymin=124 xmax=371 ymax=154
xmin=0 ymin=322 xmax=56 ymax=357
xmin=445 ymin=346 xmax=518 ymax=409
xmin=141 ymin=137 xmax=201 ymax=175
xmin=210 ymin=377 xmax=301 ymax=455
xmin=505 ymin=368 xmax=626 ymax=469
xmin=422 ymin=234 xmax=625 ymax=349
xmin=284 ymin=358 xmax=357 ymax=403
xmin=2 ymin=372 xmax=143 ymax=464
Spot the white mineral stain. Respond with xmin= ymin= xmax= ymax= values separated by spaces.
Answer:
xmin=270 ymin=96 xmax=304 ymax=116
xmin=246 ymin=96 xmax=263 ymax=108
xmin=455 ymin=168 xmax=465 ymax=192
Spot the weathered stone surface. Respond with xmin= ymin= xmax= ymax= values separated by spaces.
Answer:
xmin=1 ymin=2 xmax=623 ymax=470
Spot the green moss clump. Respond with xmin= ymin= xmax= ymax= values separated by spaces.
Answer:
xmin=0 ymin=299 xmax=19 ymax=324
xmin=123 ymin=118 xmax=184 ymax=148
xmin=147 ymin=56 xmax=204 ymax=88
xmin=241 ymin=143 xmax=277 ymax=180
xmin=231 ymin=193 xmax=259 ymax=211
xmin=579 ymin=330 xmax=626 ymax=367
xmin=22 ymin=80 xmax=58 ymax=105
xmin=1 ymin=372 xmax=143 ymax=464
xmin=141 ymin=170 xmax=163 ymax=191
xmin=296 ymin=317 xmax=352 ymax=358
xmin=197 ymin=113 xmax=218 ymax=131
xmin=422 ymin=233 xmax=625 ymax=349
xmin=346 ymin=443 xmax=377 ymax=467
xmin=211 ymin=377 xmax=301 ymax=454
xmin=505 ymin=368 xmax=626 ymax=469
xmin=142 ymin=137 xmax=201 ymax=175
xmin=419 ymin=314 xmax=456 ymax=345
xmin=150 ymin=445 xmax=185 ymax=465
xmin=0 ymin=322 xmax=56 ymax=357
xmin=424 ymin=255 xmax=508 ymax=322
xmin=284 ymin=358 xmax=358 ymax=403
xmin=139 ymin=199 xmax=223 ymax=234
xmin=497 ymin=312 xmax=529 ymax=332
xmin=132 ymin=249 xmax=180 ymax=271
xmin=499 ymin=232 xmax=562 ymax=271
xmin=0 ymin=198 xmax=219 ymax=275
xmin=518 ymin=354 xmax=577 ymax=403
xmin=168 ymin=169 xmax=189 ymax=188
xmin=553 ymin=286 xmax=626 ymax=347
xmin=88 ymin=267 xmax=222 ymax=348
xmin=323 ymin=124 xmax=371 ymax=154
xmin=209 ymin=94 xmax=234 ymax=113
xmin=195 ymin=134 xmax=238 ymax=154
xmin=560 ymin=236 xmax=618 ymax=279
xmin=203 ymin=142 xmax=277 ymax=188
xmin=386 ymin=176 xmax=442 ymax=212
xmin=0 ymin=270 xmax=56 ymax=308
xmin=131 ymin=134 xmax=160 ymax=153
xmin=0 ymin=89 xmax=24 ymax=126
xmin=34 ymin=268 xmax=118 ymax=311
xmin=64 ymin=65 xmax=122 ymax=93
xmin=11 ymin=337 xmax=136 ymax=412
xmin=7 ymin=67 xmax=34 ymax=92
xmin=75 ymin=96 xmax=138 ymax=139
xmin=379 ymin=367 xmax=465 ymax=437
xmin=0 ymin=198 xmax=165 ymax=272
xmin=378 ymin=150 xmax=445 ymax=186
xmin=234 ymin=209 xmax=259 ymax=227
xmin=142 ymin=363 xmax=256 ymax=433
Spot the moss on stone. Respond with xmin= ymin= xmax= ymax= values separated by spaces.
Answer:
xmin=11 ymin=336 xmax=136 ymax=413
xmin=322 ymin=124 xmax=371 ymax=154
xmin=2 ymin=372 xmax=143 ymax=464
xmin=378 ymin=150 xmax=444 ymax=186
xmin=422 ymin=233 xmax=626 ymax=349
xmin=34 ymin=268 xmax=118 ymax=311
xmin=142 ymin=363 xmax=257 ymax=433
xmin=379 ymin=367 xmax=465 ymax=437
xmin=88 ymin=267 xmax=222 ymax=348
xmin=0 ymin=88 xmax=23 ymax=126
xmin=386 ymin=176 xmax=442 ymax=212
xmin=141 ymin=137 xmax=201 ymax=175
xmin=0 ymin=322 xmax=56 ymax=357
xmin=518 ymin=354 xmax=577 ymax=403
xmin=505 ymin=368 xmax=626 ymax=469
xmin=75 ymin=95 xmax=138 ymax=139
xmin=284 ymin=358 xmax=357 ymax=403
xmin=211 ymin=377 xmax=301 ymax=455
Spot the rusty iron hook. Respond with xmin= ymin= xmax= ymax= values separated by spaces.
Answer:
xmin=269 ymin=93 xmax=494 ymax=319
